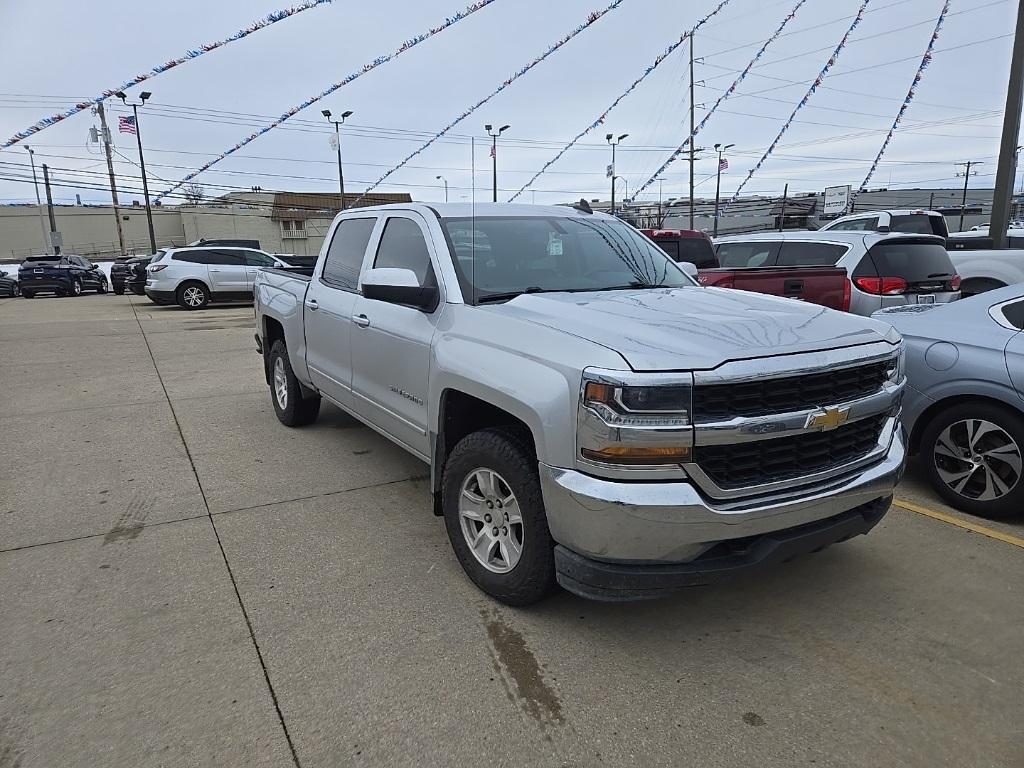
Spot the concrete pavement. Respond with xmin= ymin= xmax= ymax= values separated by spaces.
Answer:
xmin=1 ymin=293 xmax=1021 ymax=767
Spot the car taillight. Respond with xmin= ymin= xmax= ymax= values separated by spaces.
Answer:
xmin=854 ymin=276 xmax=907 ymax=295
xmin=149 ymin=265 xmax=168 ymax=273
xmin=842 ymin=278 xmax=852 ymax=312
xmin=950 ymin=274 xmax=961 ymax=291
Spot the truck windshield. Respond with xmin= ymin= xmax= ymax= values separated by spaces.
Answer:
xmin=441 ymin=216 xmax=694 ymax=303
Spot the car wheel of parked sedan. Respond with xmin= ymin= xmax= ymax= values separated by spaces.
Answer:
xmin=268 ymin=340 xmax=321 ymax=427
xmin=442 ymin=428 xmax=557 ymax=606
xmin=9 ymin=283 xmax=19 ymax=297
xmin=68 ymin=278 xmax=83 ymax=297
xmin=97 ymin=280 xmax=108 ymax=294
xmin=22 ymin=290 xmax=34 ymax=298
xmin=113 ymin=285 xmax=125 ymax=295
xmin=922 ymin=402 xmax=1024 ymax=519
xmin=176 ymin=281 xmax=210 ymax=310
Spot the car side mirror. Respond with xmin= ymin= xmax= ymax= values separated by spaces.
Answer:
xmin=362 ymin=267 xmax=439 ymax=312
xmin=678 ymin=261 xmax=699 ymax=280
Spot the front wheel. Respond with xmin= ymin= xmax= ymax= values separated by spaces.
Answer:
xmin=67 ymin=279 xmax=82 ymax=297
xmin=22 ymin=290 xmax=34 ymax=299
xmin=921 ymin=402 xmax=1024 ymax=519
xmin=9 ymin=283 xmax=19 ymax=297
xmin=442 ymin=429 xmax=556 ymax=606
xmin=96 ymin=279 xmax=108 ymax=294
xmin=113 ymin=285 xmax=125 ymax=295
xmin=268 ymin=340 xmax=320 ymax=427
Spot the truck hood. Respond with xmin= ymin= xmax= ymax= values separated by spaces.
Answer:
xmin=485 ymin=286 xmax=889 ymax=371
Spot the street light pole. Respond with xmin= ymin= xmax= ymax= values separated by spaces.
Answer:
xmin=323 ymin=109 xmax=353 ymax=208
xmin=713 ymin=142 xmax=734 ymax=237
xmin=436 ymin=175 xmax=449 ymax=202
xmin=955 ymin=160 xmax=982 ymax=232
xmin=24 ymin=145 xmax=50 ymax=254
xmin=606 ymin=133 xmax=628 ymax=215
xmin=116 ymin=91 xmax=157 ymax=253
xmin=485 ymin=124 xmax=509 ymax=202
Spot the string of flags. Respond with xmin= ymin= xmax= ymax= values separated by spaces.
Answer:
xmin=633 ymin=0 xmax=807 ymax=200
xmin=729 ymin=0 xmax=871 ymax=202
xmin=355 ymin=0 xmax=626 ymax=204
xmin=859 ymin=0 xmax=949 ymax=191
xmin=156 ymin=0 xmax=498 ymax=201
xmin=1 ymin=0 xmax=334 ymax=150
xmin=507 ymin=0 xmax=732 ymax=202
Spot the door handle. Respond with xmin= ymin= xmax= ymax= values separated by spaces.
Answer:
xmin=209 ymin=268 xmax=223 ymax=273
xmin=352 ymin=314 xmax=371 ymax=328
xmin=305 ymin=299 xmax=319 ymax=311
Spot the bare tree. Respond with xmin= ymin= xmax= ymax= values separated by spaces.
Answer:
xmin=182 ymin=183 xmax=205 ymax=205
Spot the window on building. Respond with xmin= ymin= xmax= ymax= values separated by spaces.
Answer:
xmin=321 ymin=218 xmax=376 ymax=290
xmin=281 ymin=219 xmax=306 ymax=238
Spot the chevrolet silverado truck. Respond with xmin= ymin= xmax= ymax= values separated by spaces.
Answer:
xmin=254 ymin=203 xmax=907 ymax=605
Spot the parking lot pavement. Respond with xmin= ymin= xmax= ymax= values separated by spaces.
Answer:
xmin=2 ymin=293 xmax=1022 ymax=767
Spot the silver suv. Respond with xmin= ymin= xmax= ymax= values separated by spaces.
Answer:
xmin=145 ymin=246 xmax=289 ymax=309
xmin=713 ymin=231 xmax=960 ymax=316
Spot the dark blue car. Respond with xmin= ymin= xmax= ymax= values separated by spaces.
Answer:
xmin=18 ymin=255 xmax=108 ymax=298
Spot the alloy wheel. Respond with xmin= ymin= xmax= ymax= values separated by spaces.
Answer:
xmin=459 ymin=468 xmax=524 ymax=573
xmin=183 ymin=286 xmax=204 ymax=307
xmin=933 ymin=418 xmax=1022 ymax=501
xmin=273 ymin=356 xmax=288 ymax=410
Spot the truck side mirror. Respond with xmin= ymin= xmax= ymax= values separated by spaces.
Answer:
xmin=362 ymin=267 xmax=439 ymax=312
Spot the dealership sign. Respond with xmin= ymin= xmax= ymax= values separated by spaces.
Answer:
xmin=823 ymin=185 xmax=851 ymax=216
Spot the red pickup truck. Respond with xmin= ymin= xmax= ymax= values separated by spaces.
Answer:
xmin=642 ymin=229 xmax=851 ymax=312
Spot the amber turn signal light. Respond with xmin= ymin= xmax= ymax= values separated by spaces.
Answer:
xmin=581 ymin=445 xmax=692 ymax=465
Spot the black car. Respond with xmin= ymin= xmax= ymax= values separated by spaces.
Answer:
xmin=124 ymin=255 xmax=153 ymax=296
xmin=0 ymin=269 xmax=19 ymax=297
xmin=110 ymin=257 xmax=132 ymax=294
xmin=18 ymin=255 xmax=108 ymax=298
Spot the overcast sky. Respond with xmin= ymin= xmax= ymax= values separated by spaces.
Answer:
xmin=0 ymin=0 xmax=1019 ymax=208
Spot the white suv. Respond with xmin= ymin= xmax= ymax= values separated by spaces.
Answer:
xmin=820 ymin=209 xmax=949 ymax=238
xmin=145 ymin=246 xmax=290 ymax=309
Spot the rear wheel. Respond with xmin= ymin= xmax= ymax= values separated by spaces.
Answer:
xmin=9 ymin=283 xmax=19 ymax=297
xmin=176 ymin=281 xmax=209 ymax=310
xmin=442 ymin=428 xmax=556 ymax=606
xmin=268 ymin=340 xmax=320 ymax=427
xmin=113 ymin=284 xmax=125 ymax=295
xmin=96 ymin=279 xmax=108 ymax=294
xmin=67 ymin=279 xmax=82 ymax=297
xmin=921 ymin=402 xmax=1024 ymax=519
xmin=22 ymin=290 xmax=34 ymax=299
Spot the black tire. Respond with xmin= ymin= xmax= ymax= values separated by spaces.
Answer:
xmin=22 ymin=291 xmax=34 ymax=299
xmin=96 ymin=279 xmax=108 ymax=294
xmin=9 ymin=284 xmax=19 ymax=297
xmin=113 ymin=285 xmax=125 ymax=295
xmin=268 ymin=340 xmax=320 ymax=427
xmin=176 ymin=281 xmax=210 ymax=310
xmin=67 ymin=278 xmax=82 ymax=297
xmin=920 ymin=401 xmax=1024 ymax=519
xmin=442 ymin=428 xmax=556 ymax=606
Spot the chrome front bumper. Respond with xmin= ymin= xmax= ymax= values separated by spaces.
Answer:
xmin=539 ymin=419 xmax=906 ymax=567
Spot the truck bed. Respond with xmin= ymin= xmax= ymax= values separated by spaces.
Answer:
xmin=697 ymin=266 xmax=849 ymax=312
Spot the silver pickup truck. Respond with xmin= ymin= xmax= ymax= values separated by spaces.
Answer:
xmin=254 ymin=203 xmax=907 ymax=605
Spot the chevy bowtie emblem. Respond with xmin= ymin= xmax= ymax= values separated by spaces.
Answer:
xmin=806 ymin=406 xmax=851 ymax=431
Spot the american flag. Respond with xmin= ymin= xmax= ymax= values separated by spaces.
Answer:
xmin=118 ymin=115 xmax=137 ymax=135
xmin=719 ymin=157 xmax=729 ymax=172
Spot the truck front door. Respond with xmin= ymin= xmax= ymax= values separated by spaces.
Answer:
xmin=303 ymin=216 xmax=378 ymax=409
xmin=349 ymin=213 xmax=440 ymax=459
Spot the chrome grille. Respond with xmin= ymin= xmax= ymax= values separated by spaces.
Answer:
xmin=694 ymin=415 xmax=887 ymax=490
xmin=692 ymin=361 xmax=890 ymax=422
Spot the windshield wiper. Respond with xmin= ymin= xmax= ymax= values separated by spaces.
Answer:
xmin=476 ymin=286 xmax=549 ymax=304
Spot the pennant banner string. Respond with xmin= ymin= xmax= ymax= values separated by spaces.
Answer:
xmin=632 ymin=0 xmax=806 ymax=200
xmin=156 ymin=0 xmax=499 ymax=201
xmin=507 ymin=0 xmax=733 ymax=202
xmin=2 ymin=0 xmax=335 ymax=150
xmin=729 ymin=0 xmax=871 ymax=203
xmin=356 ymin=0 xmax=626 ymax=204
xmin=859 ymin=0 xmax=949 ymax=191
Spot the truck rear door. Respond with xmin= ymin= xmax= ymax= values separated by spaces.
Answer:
xmin=303 ymin=216 xmax=379 ymax=409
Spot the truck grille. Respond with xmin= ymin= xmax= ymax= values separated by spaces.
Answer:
xmin=695 ymin=415 xmax=887 ymax=490
xmin=692 ymin=361 xmax=890 ymax=421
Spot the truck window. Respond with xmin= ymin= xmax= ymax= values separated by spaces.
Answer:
xmin=373 ymin=217 xmax=435 ymax=285
xmin=830 ymin=217 xmax=877 ymax=231
xmin=322 ymin=218 xmax=376 ymax=290
xmin=777 ymin=242 xmax=848 ymax=266
xmin=715 ymin=241 xmax=779 ymax=268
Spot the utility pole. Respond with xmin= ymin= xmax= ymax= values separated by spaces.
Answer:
xmin=779 ymin=183 xmax=788 ymax=232
xmin=41 ymin=163 xmax=60 ymax=254
xmin=713 ymin=142 xmax=734 ymax=237
xmin=24 ymin=145 xmax=50 ymax=254
xmin=990 ymin=0 xmax=1024 ymax=247
xmin=606 ymin=132 xmax=628 ymax=215
xmin=116 ymin=91 xmax=157 ymax=253
xmin=95 ymin=102 xmax=126 ymax=257
xmin=689 ymin=31 xmax=697 ymax=229
xmin=955 ymin=161 xmax=982 ymax=233
xmin=658 ymin=177 xmax=664 ymax=228
xmin=485 ymin=124 xmax=510 ymax=203
xmin=322 ymin=109 xmax=353 ymax=208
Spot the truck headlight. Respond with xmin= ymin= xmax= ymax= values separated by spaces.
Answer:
xmin=578 ymin=371 xmax=693 ymax=466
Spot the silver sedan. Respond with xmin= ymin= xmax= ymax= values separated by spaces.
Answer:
xmin=874 ymin=286 xmax=1024 ymax=519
